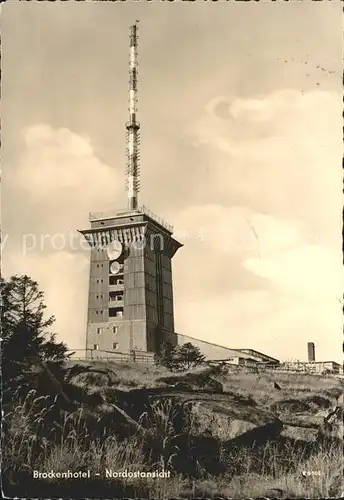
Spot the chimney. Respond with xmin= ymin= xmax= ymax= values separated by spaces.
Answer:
xmin=307 ymin=342 xmax=315 ymax=362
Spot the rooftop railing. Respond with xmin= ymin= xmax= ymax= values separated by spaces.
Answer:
xmin=89 ymin=205 xmax=173 ymax=233
xmin=140 ymin=205 xmax=173 ymax=233
xmin=89 ymin=208 xmax=127 ymax=221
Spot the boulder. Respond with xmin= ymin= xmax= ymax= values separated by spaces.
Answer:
xmin=224 ymin=420 xmax=284 ymax=450
xmin=279 ymin=405 xmax=343 ymax=443
xmin=281 ymin=425 xmax=318 ymax=443
xmin=203 ymin=378 xmax=223 ymax=393
xmin=191 ymin=401 xmax=283 ymax=446
xmin=156 ymin=369 xmax=224 ymax=393
xmin=226 ymin=419 xmax=257 ymax=439
xmin=270 ymin=398 xmax=312 ymax=414
xmin=319 ymin=405 xmax=343 ymax=441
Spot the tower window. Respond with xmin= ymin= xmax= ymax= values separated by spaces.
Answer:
xmin=109 ymin=307 xmax=123 ymax=318
xmin=109 ymin=291 xmax=124 ymax=301
xmin=94 ymin=344 xmax=99 ymax=350
xmin=113 ymin=327 xmax=118 ymax=333
xmin=109 ymin=275 xmax=124 ymax=285
xmin=113 ymin=342 xmax=118 ymax=350
xmin=97 ymin=327 xmax=102 ymax=334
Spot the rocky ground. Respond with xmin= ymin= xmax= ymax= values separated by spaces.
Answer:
xmin=3 ymin=360 xmax=343 ymax=498
xmin=73 ymin=361 xmax=343 ymax=494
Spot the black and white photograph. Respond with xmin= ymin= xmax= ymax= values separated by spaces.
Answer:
xmin=1 ymin=1 xmax=343 ymax=498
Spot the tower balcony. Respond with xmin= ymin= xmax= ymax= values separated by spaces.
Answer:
xmin=109 ymin=284 xmax=124 ymax=292
xmin=109 ymin=299 xmax=124 ymax=308
xmin=109 ymin=290 xmax=124 ymax=306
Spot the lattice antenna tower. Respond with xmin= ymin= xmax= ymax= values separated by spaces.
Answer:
xmin=125 ymin=21 xmax=140 ymax=211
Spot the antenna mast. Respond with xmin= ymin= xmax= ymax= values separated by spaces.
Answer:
xmin=126 ymin=21 xmax=140 ymax=211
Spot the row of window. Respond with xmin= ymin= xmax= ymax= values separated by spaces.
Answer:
xmin=109 ymin=276 xmax=124 ymax=285
xmin=96 ymin=263 xmax=124 ymax=271
xmin=93 ymin=342 xmax=118 ymax=350
xmin=95 ymin=277 xmax=124 ymax=285
xmin=95 ymin=293 xmax=123 ymax=300
xmin=109 ymin=308 xmax=123 ymax=317
xmin=109 ymin=292 xmax=123 ymax=301
xmin=95 ymin=308 xmax=123 ymax=317
xmin=97 ymin=326 xmax=118 ymax=334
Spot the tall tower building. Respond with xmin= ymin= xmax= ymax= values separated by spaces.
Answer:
xmin=78 ymin=22 xmax=182 ymax=359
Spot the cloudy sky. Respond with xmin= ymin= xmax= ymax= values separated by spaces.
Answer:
xmin=2 ymin=1 xmax=342 ymax=362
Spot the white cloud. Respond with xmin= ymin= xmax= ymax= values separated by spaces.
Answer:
xmin=187 ymin=89 xmax=342 ymax=240
xmin=229 ymin=97 xmax=276 ymax=123
xmin=172 ymin=89 xmax=342 ymax=362
xmin=13 ymin=125 xmax=123 ymax=226
xmin=173 ymin=204 xmax=304 ymax=258
xmin=244 ymin=245 xmax=343 ymax=299
xmin=4 ymin=125 xmax=123 ymax=348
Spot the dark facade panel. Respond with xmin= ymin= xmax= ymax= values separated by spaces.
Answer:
xmin=161 ymin=254 xmax=172 ymax=270
xmin=145 ymin=259 xmax=157 ymax=278
xmin=163 ymin=312 xmax=174 ymax=331
xmin=162 ymin=282 xmax=173 ymax=300
xmin=163 ymin=298 xmax=173 ymax=315
xmin=163 ymin=269 xmax=172 ymax=285
xmin=147 ymin=305 xmax=158 ymax=323
xmin=144 ymin=247 xmax=155 ymax=261
xmin=146 ymin=288 xmax=157 ymax=306
xmin=145 ymin=274 xmax=157 ymax=292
